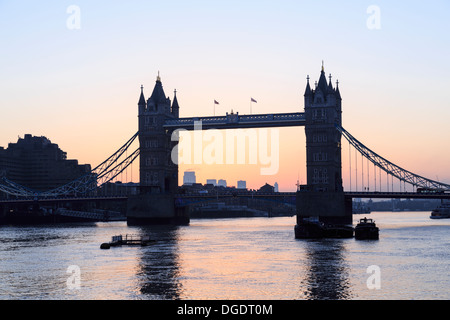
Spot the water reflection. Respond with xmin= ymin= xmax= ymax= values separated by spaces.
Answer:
xmin=135 ymin=226 xmax=183 ymax=299
xmin=301 ymin=239 xmax=353 ymax=300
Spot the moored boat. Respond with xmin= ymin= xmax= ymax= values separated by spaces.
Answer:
xmin=100 ymin=234 xmax=156 ymax=249
xmin=355 ymin=217 xmax=379 ymax=240
xmin=295 ymin=219 xmax=325 ymax=239
xmin=324 ymin=224 xmax=354 ymax=238
xmin=295 ymin=217 xmax=354 ymax=239
xmin=430 ymin=202 xmax=450 ymax=219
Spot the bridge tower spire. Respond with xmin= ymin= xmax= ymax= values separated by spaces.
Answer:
xmin=138 ymin=85 xmax=146 ymax=114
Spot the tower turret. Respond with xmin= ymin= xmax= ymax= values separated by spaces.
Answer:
xmin=304 ymin=75 xmax=312 ymax=106
xmin=171 ymin=89 xmax=180 ymax=118
xmin=138 ymin=85 xmax=146 ymax=114
xmin=147 ymin=72 xmax=172 ymax=114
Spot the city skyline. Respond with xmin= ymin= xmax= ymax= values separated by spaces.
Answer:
xmin=1 ymin=1 xmax=449 ymax=192
xmin=182 ymin=171 xmax=263 ymax=190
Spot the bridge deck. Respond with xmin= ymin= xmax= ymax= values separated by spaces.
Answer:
xmin=176 ymin=191 xmax=450 ymax=199
xmin=344 ymin=191 xmax=450 ymax=199
xmin=1 ymin=191 xmax=449 ymax=205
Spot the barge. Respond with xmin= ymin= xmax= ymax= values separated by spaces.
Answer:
xmin=100 ymin=234 xmax=156 ymax=249
xmin=354 ymin=217 xmax=379 ymax=240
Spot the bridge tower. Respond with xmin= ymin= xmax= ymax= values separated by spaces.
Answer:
xmin=296 ymin=64 xmax=352 ymax=237
xmin=127 ymin=73 xmax=189 ymax=225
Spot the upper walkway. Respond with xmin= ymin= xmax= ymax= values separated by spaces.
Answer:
xmin=163 ymin=112 xmax=305 ymax=130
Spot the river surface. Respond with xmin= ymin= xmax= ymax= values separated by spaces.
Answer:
xmin=0 ymin=211 xmax=448 ymax=300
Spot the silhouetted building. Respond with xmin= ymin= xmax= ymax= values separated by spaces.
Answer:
xmin=218 ymin=179 xmax=227 ymax=187
xmin=0 ymin=134 xmax=91 ymax=192
xmin=0 ymin=147 xmax=6 ymax=176
xmin=206 ymin=179 xmax=217 ymax=186
xmin=237 ymin=180 xmax=246 ymax=189
xmin=183 ymin=171 xmax=196 ymax=185
xmin=258 ymin=183 xmax=274 ymax=193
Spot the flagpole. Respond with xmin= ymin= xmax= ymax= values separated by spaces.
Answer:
xmin=214 ymin=100 xmax=219 ymax=116
xmin=250 ymin=98 xmax=257 ymax=114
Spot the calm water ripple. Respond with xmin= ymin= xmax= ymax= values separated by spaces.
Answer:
xmin=0 ymin=212 xmax=448 ymax=300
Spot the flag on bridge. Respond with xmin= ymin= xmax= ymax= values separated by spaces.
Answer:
xmin=251 ymin=98 xmax=257 ymax=103
xmin=213 ymin=100 xmax=219 ymax=116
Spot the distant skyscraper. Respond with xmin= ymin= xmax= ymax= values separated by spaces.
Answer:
xmin=274 ymin=182 xmax=279 ymax=192
xmin=217 ymin=179 xmax=227 ymax=187
xmin=183 ymin=171 xmax=196 ymax=185
xmin=206 ymin=179 xmax=217 ymax=186
xmin=237 ymin=180 xmax=246 ymax=189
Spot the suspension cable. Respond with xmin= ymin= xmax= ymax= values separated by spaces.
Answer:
xmin=336 ymin=124 xmax=450 ymax=191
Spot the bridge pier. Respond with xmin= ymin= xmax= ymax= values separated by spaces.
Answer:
xmin=126 ymin=193 xmax=189 ymax=226
xmin=296 ymin=191 xmax=352 ymax=225
xmin=0 ymin=204 xmax=6 ymax=224
xmin=295 ymin=191 xmax=353 ymax=238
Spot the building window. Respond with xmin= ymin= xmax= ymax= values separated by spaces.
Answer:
xmin=312 ymin=109 xmax=327 ymax=120
xmin=313 ymin=152 xmax=328 ymax=162
xmin=145 ymin=139 xmax=158 ymax=148
xmin=146 ymin=157 xmax=158 ymax=166
xmin=313 ymin=134 xmax=328 ymax=143
xmin=145 ymin=171 xmax=159 ymax=185
xmin=313 ymin=168 xmax=329 ymax=184
xmin=145 ymin=116 xmax=156 ymax=125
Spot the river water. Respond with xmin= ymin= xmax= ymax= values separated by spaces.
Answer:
xmin=0 ymin=211 xmax=448 ymax=300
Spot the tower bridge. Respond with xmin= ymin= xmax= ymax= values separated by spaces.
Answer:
xmin=1 ymin=64 xmax=449 ymax=237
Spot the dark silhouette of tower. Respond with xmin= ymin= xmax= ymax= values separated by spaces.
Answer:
xmin=138 ymin=74 xmax=178 ymax=195
xmin=304 ymin=63 xmax=343 ymax=193
xmin=296 ymin=64 xmax=352 ymax=235
xmin=127 ymin=73 xmax=188 ymax=225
